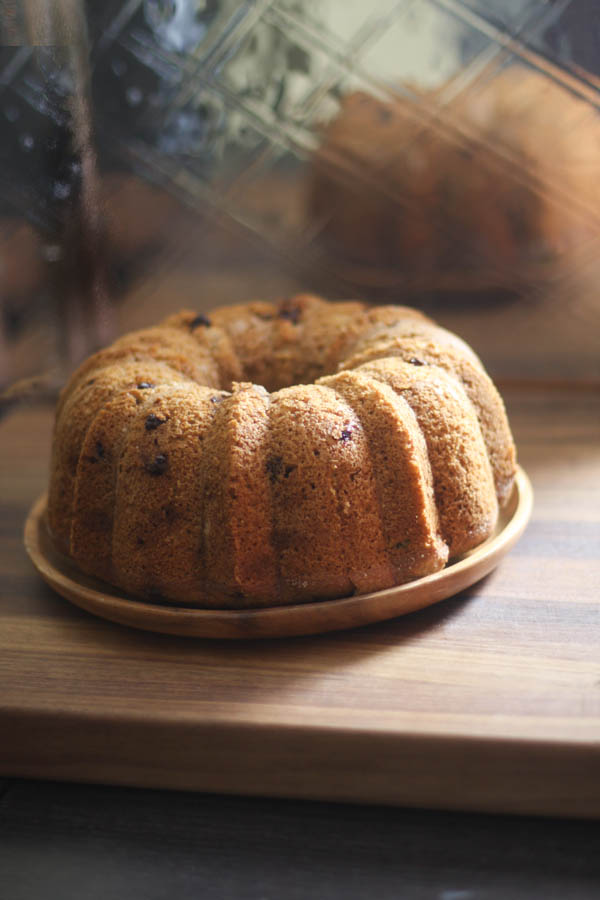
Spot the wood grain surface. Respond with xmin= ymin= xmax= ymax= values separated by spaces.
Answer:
xmin=1 ymin=386 xmax=599 ymax=817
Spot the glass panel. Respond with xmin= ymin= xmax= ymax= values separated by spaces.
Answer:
xmin=2 ymin=0 xmax=600 ymax=393
xmin=358 ymin=1 xmax=494 ymax=93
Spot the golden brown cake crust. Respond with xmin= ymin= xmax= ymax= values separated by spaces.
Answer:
xmin=47 ymin=295 xmax=517 ymax=609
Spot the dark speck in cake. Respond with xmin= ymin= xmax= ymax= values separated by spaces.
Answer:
xmin=190 ymin=314 xmax=211 ymax=329
xmin=278 ymin=303 xmax=301 ymax=324
xmin=340 ymin=428 xmax=353 ymax=442
xmin=210 ymin=395 xmax=223 ymax=404
xmin=266 ymin=455 xmax=284 ymax=482
xmin=409 ymin=357 xmax=425 ymax=366
xmin=86 ymin=378 xmax=95 ymax=386
xmin=85 ymin=441 xmax=105 ymax=464
xmin=394 ymin=538 xmax=411 ymax=550
xmin=145 ymin=413 xmax=168 ymax=431
xmin=284 ymin=464 xmax=297 ymax=479
xmin=137 ymin=381 xmax=155 ymax=390
xmin=256 ymin=312 xmax=274 ymax=321
xmin=146 ymin=453 xmax=168 ymax=475
xmin=379 ymin=107 xmax=392 ymax=122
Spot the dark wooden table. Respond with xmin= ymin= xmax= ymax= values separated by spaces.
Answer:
xmin=2 ymin=778 xmax=600 ymax=899
xmin=1 ymin=384 xmax=599 ymax=898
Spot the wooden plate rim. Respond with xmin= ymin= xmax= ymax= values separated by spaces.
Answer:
xmin=24 ymin=466 xmax=533 ymax=639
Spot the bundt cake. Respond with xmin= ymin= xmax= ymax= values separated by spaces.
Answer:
xmin=47 ymin=294 xmax=516 ymax=608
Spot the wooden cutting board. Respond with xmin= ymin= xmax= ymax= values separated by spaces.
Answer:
xmin=1 ymin=386 xmax=599 ymax=818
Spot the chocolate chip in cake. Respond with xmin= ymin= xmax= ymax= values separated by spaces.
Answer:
xmin=284 ymin=464 xmax=297 ymax=479
xmin=394 ymin=538 xmax=411 ymax=550
xmin=408 ymin=357 xmax=425 ymax=366
xmin=266 ymin=455 xmax=284 ymax=482
xmin=137 ymin=381 xmax=155 ymax=390
xmin=189 ymin=314 xmax=211 ymax=329
xmin=145 ymin=413 xmax=168 ymax=431
xmin=86 ymin=441 xmax=105 ymax=464
xmin=278 ymin=303 xmax=301 ymax=324
xmin=340 ymin=428 xmax=353 ymax=442
xmin=146 ymin=453 xmax=168 ymax=475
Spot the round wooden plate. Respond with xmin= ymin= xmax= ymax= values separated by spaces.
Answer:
xmin=24 ymin=467 xmax=532 ymax=639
